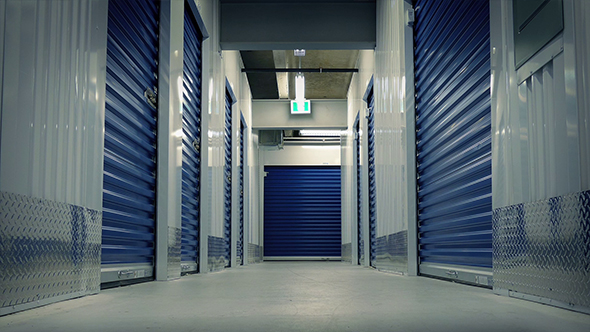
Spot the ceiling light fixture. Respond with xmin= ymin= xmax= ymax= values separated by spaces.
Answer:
xmin=295 ymin=73 xmax=305 ymax=102
xmin=299 ymin=130 xmax=343 ymax=137
xmin=295 ymin=49 xmax=305 ymax=102
xmin=291 ymin=49 xmax=310 ymax=114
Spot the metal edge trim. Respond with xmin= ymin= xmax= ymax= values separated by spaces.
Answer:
xmin=516 ymin=35 xmax=564 ymax=84
xmin=494 ymin=288 xmax=590 ymax=315
xmin=100 ymin=264 xmax=154 ymax=284
xmin=419 ymin=262 xmax=493 ymax=287
xmin=0 ymin=290 xmax=97 ymax=317
xmin=263 ymin=257 xmax=342 ymax=261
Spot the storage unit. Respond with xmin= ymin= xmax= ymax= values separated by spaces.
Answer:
xmin=364 ymin=80 xmax=377 ymax=267
xmin=101 ymin=0 xmax=159 ymax=284
xmin=264 ymin=166 xmax=342 ymax=259
xmin=413 ymin=0 xmax=492 ymax=285
xmin=355 ymin=113 xmax=364 ymax=265
xmin=180 ymin=8 xmax=203 ymax=273
xmin=223 ymin=83 xmax=236 ymax=267
xmin=237 ymin=116 xmax=246 ymax=265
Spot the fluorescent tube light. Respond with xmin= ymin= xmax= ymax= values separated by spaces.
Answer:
xmin=299 ymin=130 xmax=343 ymax=137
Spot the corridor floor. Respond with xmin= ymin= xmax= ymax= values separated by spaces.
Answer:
xmin=1 ymin=262 xmax=589 ymax=332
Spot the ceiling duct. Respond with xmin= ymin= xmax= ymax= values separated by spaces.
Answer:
xmin=259 ymin=130 xmax=284 ymax=146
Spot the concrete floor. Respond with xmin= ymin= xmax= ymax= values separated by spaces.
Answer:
xmin=1 ymin=262 xmax=589 ymax=332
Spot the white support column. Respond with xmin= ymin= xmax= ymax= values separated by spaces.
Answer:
xmin=156 ymin=0 xmax=184 ymax=281
xmin=231 ymin=99 xmax=239 ymax=268
xmin=243 ymin=118 xmax=249 ymax=265
xmin=361 ymin=111 xmax=371 ymax=267
xmin=403 ymin=0 xmax=418 ymax=277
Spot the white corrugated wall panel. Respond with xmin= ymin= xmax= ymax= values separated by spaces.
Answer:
xmin=340 ymin=129 xmax=352 ymax=248
xmin=491 ymin=0 xmax=590 ymax=209
xmin=0 ymin=0 xmax=107 ymax=211
xmin=575 ymin=0 xmax=590 ymax=190
xmin=199 ymin=0 xmax=225 ymax=244
xmin=346 ymin=50 xmax=374 ymax=266
xmin=248 ymin=132 xmax=261 ymax=246
xmin=343 ymin=60 xmax=357 ymax=264
xmin=0 ymin=0 xmax=5 ymax=147
xmin=375 ymin=0 xmax=404 ymax=238
xmin=372 ymin=0 xmax=415 ymax=273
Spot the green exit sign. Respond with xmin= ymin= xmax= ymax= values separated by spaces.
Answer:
xmin=290 ymin=100 xmax=311 ymax=114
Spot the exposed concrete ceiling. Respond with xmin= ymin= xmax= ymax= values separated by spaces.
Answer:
xmin=241 ymin=50 xmax=360 ymax=100
xmin=240 ymin=51 xmax=279 ymax=99
xmin=225 ymin=0 xmax=371 ymax=100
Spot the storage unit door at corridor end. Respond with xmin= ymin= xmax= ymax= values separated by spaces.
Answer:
xmin=181 ymin=7 xmax=204 ymax=274
xmin=264 ymin=166 xmax=342 ymax=259
xmin=413 ymin=0 xmax=492 ymax=286
xmin=101 ymin=0 xmax=159 ymax=285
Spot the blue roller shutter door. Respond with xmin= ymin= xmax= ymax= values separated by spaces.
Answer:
xmin=264 ymin=166 xmax=342 ymax=258
xmin=414 ymin=0 xmax=492 ymax=283
xmin=237 ymin=119 xmax=245 ymax=265
xmin=101 ymin=0 xmax=159 ymax=283
xmin=223 ymin=90 xmax=233 ymax=267
xmin=355 ymin=114 xmax=364 ymax=265
xmin=366 ymin=86 xmax=377 ymax=267
xmin=180 ymin=9 xmax=203 ymax=273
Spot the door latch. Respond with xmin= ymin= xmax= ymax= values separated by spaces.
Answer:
xmin=144 ymin=87 xmax=157 ymax=109
xmin=193 ymin=138 xmax=200 ymax=151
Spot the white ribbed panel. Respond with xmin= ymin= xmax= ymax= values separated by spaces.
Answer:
xmin=224 ymin=50 xmax=242 ymax=267
xmin=341 ymin=130 xmax=352 ymax=246
xmin=491 ymin=0 xmax=589 ymax=208
xmin=344 ymin=50 xmax=374 ymax=265
xmin=248 ymin=132 xmax=261 ymax=247
xmin=191 ymin=0 xmax=225 ymax=271
xmin=0 ymin=0 xmax=107 ymax=211
xmin=374 ymin=0 xmax=409 ymax=238
xmin=199 ymin=0 xmax=225 ymax=240
xmin=0 ymin=0 xmax=5 ymax=141
xmin=574 ymin=0 xmax=590 ymax=190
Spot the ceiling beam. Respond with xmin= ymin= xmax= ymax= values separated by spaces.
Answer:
xmin=220 ymin=2 xmax=376 ymax=50
xmin=272 ymin=51 xmax=289 ymax=99
xmin=242 ymin=68 xmax=359 ymax=73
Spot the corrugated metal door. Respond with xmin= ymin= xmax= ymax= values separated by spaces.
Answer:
xmin=180 ymin=9 xmax=203 ymax=273
xmin=237 ymin=117 xmax=245 ymax=265
xmin=101 ymin=0 xmax=159 ymax=284
xmin=414 ymin=0 xmax=492 ymax=285
xmin=223 ymin=88 xmax=234 ymax=267
xmin=364 ymin=82 xmax=377 ymax=267
xmin=264 ymin=166 xmax=342 ymax=259
xmin=355 ymin=114 xmax=364 ymax=265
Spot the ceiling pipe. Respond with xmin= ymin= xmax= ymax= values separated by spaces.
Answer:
xmin=241 ymin=68 xmax=359 ymax=73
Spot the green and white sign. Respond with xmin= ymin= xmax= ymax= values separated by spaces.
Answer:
xmin=291 ymin=100 xmax=311 ymax=114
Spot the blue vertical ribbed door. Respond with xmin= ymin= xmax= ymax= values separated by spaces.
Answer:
xmin=364 ymin=81 xmax=377 ymax=267
xmin=180 ymin=9 xmax=203 ymax=273
xmin=264 ymin=166 xmax=342 ymax=258
xmin=101 ymin=0 xmax=159 ymax=284
xmin=237 ymin=118 xmax=245 ymax=265
xmin=414 ymin=0 xmax=492 ymax=283
xmin=223 ymin=89 xmax=233 ymax=267
xmin=355 ymin=114 xmax=364 ymax=265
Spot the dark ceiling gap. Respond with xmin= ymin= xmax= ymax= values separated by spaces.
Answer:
xmin=240 ymin=50 xmax=360 ymax=100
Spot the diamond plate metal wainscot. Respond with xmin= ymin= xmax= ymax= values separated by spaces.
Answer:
xmin=208 ymin=235 xmax=227 ymax=271
xmin=248 ymin=243 xmax=261 ymax=264
xmin=167 ymin=226 xmax=182 ymax=279
xmin=493 ymin=190 xmax=590 ymax=311
xmin=341 ymin=243 xmax=352 ymax=263
xmin=374 ymin=230 xmax=408 ymax=273
xmin=0 ymin=191 xmax=101 ymax=315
